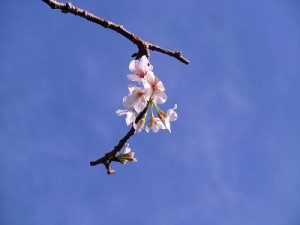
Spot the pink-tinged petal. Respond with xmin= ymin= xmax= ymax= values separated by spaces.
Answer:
xmin=143 ymin=71 xmax=156 ymax=85
xmin=134 ymin=119 xmax=145 ymax=133
xmin=127 ymin=74 xmax=142 ymax=82
xmin=125 ymin=111 xmax=136 ymax=125
xmin=152 ymin=122 xmax=160 ymax=133
xmin=145 ymin=114 xmax=166 ymax=133
xmin=142 ymin=81 xmax=149 ymax=91
xmin=116 ymin=109 xmax=136 ymax=126
xmin=123 ymin=94 xmax=137 ymax=108
xmin=157 ymin=119 xmax=166 ymax=129
xmin=168 ymin=104 xmax=178 ymax=121
xmin=157 ymin=80 xmax=165 ymax=92
xmin=116 ymin=109 xmax=127 ymax=116
xmin=143 ymin=87 xmax=153 ymax=100
xmin=153 ymin=91 xmax=167 ymax=104
xmin=127 ymin=84 xmax=139 ymax=94
xmin=152 ymin=118 xmax=165 ymax=133
xmin=165 ymin=119 xmax=171 ymax=132
xmin=140 ymin=56 xmax=153 ymax=72
xmin=129 ymin=56 xmax=153 ymax=78
xmin=139 ymin=55 xmax=148 ymax=63
xmin=134 ymin=98 xmax=147 ymax=113
xmin=129 ymin=60 xmax=140 ymax=74
xmin=156 ymin=105 xmax=177 ymax=133
xmin=145 ymin=114 xmax=154 ymax=133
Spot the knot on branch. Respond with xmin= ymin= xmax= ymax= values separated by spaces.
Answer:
xmin=174 ymin=51 xmax=182 ymax=57
xmin=132 ymin=43 xmax=150 ymax=59
xmin=90 ymin=152 xmax=119 ymax=174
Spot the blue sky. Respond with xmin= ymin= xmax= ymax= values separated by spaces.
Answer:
xmin=1 ymin=0 xmax=300 ymax=225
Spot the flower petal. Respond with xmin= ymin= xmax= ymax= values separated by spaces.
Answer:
xmin=116 ymin=109 xmax=127 ymax=116
xmin=153 ymin=91 xmax=167 ymax=104
xmin=129 ymin=56 xmax=153 ymax=78
xmin=123 ymin=94 xmax=137 ymax=108
xmin=127 ymin=74 xmax=142 ymax=82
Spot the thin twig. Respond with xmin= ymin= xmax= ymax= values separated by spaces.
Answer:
xmin=90 ymin=103 xmax=149 ymax=174
xmin=42 ymin=0 xmax=189 ymax=64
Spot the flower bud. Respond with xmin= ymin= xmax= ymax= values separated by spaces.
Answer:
xmin=117 ymin=144 xmax=137 ymax=165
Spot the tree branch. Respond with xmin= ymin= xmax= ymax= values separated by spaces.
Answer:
xmin=42 ymin=0 xmax=189 ymax=64
xmin=42 ymin=0 xmax=188 ymax=174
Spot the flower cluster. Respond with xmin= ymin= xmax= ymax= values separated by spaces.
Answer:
xmin=116 ymin=144 xmax=137 ymax=165
xmin=116 ymin=56 xmax=178 ymax=133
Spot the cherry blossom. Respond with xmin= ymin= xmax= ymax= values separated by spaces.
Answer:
xmin=117 ymin=55 xmax=177 ymax=134
xmin=116 ymin=109 xmax=136 ymax=126
xmin=156 ymin=104 xmax=178 ymax=132
xmin=127 ymin=55 xmax=153 ymax=82
xmin=145 ymin=113 xmax=166 ymax=133
xmin=123 ymin=85 xmax=149 ymax=113
xmin=143 ymin=71 xmax=167 ymax=104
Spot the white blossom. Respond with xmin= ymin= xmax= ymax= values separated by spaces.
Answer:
xmin=127 ymin=56 xmax=153 ymax=82
xmin=143 ymin=71 xmax=167 ymax=104
xmin=116 ymin=109 xmax=136 ymax=126
xmin=157 ymin=104 xmax=178 ymax=132
xmin=145 ymin=113 xmax=166 ymax=133
xmin=117 ymin=55 xmax=178 ymax=134
xmin=123 ymin=85 xmax=148 ymax=113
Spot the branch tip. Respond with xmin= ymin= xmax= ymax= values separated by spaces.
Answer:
xmin=104 ymin=162 xmax=115 ymax=174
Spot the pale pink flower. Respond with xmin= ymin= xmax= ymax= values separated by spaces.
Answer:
xmin=116 ymin=109 xmax=136 ymax=126
xmin=143 ymin=72 xmax=167 ymax=104
xmin=145 ymin=113 xmax=166 ymax=133
xmin=123 ymin=85 xmax=149 ymax=113
xmin=127 ymin=56 xmax=153 ymax=82
xmin=157 ymin=104 xmax=178 ymax=132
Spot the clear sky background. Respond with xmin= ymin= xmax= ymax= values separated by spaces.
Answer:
xmin=1 ymin=0 xmax=300 ymax=225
